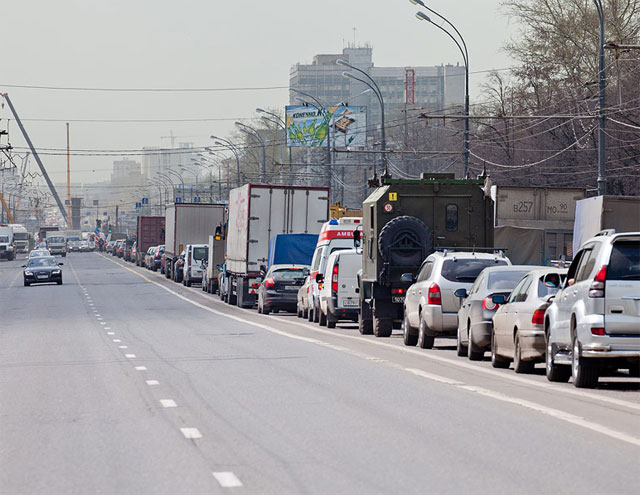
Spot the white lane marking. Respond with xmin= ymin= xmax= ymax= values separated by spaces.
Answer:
xmin=212 ymin=472 xmax=243 ymax=488
xmin=125 ymin=354 xmax=136 ymax=358
xmin=406 ymin=368 xmax=464 ymax=385
xmin=96 ymin=318 xmax=103 ymax=321
xmin=146 ymin=380 xmax=159 ymax=385
xmin=112 ymin=339 xmax=121 ymax=342
xmin=119 ymin=345 xmax=128 ymax=349
xmin=180 ymin=427 xmax=202 ymax=439
xmin=104 ymin=327 xmax=111 ymax=330
xmin=103 ymin=254 xmax=640 ymax=447
xmin=99 ymin=322 xmax=106 ymax=325
xmin=135 ymin=366 xmax=147 ymax=371
xmin=88 ymin=303 xmax=94 ymax=306
xmin=160 ymin=399 xmax=177 ymax=408
xmin=107 ymin=332 xmax=115 ymax=336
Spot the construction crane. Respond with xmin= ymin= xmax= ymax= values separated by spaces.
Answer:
xmin=160 ymin=131 xmax=198 ymax=148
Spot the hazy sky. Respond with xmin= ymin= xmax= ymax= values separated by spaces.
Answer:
xmin=0 ymin=0 xmax=515 ymax=184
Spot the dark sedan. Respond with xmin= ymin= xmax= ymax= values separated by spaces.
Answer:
xmin=257 ymin=265 xmax=309 ymax=315
xmin=23 ymin=257 xmax=64 ymax=286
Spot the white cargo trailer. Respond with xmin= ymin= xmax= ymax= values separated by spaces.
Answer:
xmin=164 ymin=203 xmax=226 ymax=281
xmin=573 ymin=195 xmax=640 ymax=250
xmin=225 ymin=184 xmax=329 ymax=307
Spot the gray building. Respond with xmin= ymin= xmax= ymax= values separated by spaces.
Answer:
xmin=289 ymin=45 xmax=465 ymax=145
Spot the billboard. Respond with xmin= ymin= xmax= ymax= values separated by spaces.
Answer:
xmin=285 ymin=106 xmax=366 ymax=148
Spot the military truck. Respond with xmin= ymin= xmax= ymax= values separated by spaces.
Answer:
xmin=357 ymin=173 xmax=494 ymax=337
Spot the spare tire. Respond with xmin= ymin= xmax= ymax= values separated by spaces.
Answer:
xmin=378 ymin=215 xmax=431 ymax=267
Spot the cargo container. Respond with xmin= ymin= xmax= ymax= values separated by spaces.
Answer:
xmin=135 ymin=216 xmax=166 ymax=266
xmin=9 ymin=224 xmax=30 ymax=252
xmin=573 ymin=195 xmax=640 ymax=250
xmin=164 ymin=203 xmax=226 ymax=282
xmin=225 ymin=184 xmax=329 ymax=308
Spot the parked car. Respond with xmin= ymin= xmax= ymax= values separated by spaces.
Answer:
xmin=297 ymin=275 xmax=311 ymax=319
xmin=402 ymin=250 xmax=511 ymax=349
xmin=172 ymin=251 xmax=185 ymax=283
xmin=455 ymin=265 xmax=533 ymax=360
xmin=144 ymin=246 xmax=156 ymax=269
xmin=182 ymin=244 xmax=208 ymax=287
xmin=491 ymin=268 xmax=567 ymax=372
xmin=29 ymin=248 xmax=51 ymax=259
xmin=545 ymin=231 xmax=640 ymax=388
xmin=257 ymin=265 xmax=309 ymax=315
xmin=22 ymin=256 xmax=63 ymax=286
xmin=105 ymin=240 xmax=115 ymax=253
xmin=317 ymin=249 xmax=360 ymax=328
xmin=130 ymin=242 xmax=138 ymax=263
xmin=152 ymin=245 xmax=165 ymax=271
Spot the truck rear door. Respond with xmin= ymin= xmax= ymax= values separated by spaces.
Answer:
xmin=336 ymin=251 xmax=360 ymax=309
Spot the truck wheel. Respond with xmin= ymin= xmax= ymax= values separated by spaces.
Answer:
xmin=378 ymin=215 xmax=431 ymax=267
xmin=374 ymin=317 xmax=392 ymax=338
xmin=402 ymin=316 xmax=418 ymax=346
xmin=319 ymin=309 xmax=327 ymax=326
xmin=417 ymin=318 xmax=434 ymax=348
xmin=358 ymin=303 xmax=373 ymax=335
xmin=572 ymin=335 xmax=599 ymax=388
xmin=327 ymin=315 xmax=337 ymax=329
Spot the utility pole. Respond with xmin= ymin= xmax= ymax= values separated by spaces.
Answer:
xmin=66 ymin=123 xmax=71 ymax=225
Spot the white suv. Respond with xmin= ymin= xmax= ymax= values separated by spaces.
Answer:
xmin=545 ymin=231 xmax=640 ymax=388
xmin=402 ymin=250 xmax=511 ymax=349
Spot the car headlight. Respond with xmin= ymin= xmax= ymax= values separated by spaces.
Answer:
xmin=52 ymin=270 xmax=61 ymax=274
xmin=24 ymin=270 xmax=33 ymax=276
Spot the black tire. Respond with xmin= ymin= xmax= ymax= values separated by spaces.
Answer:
xmin=57 ymin=280 xmax=62 ymax=285
xmin=62 ymin=253 xmax=66 ymax=258
xmin=467 ymin=324 xmax=484 ymax=361
xmin=24 ymin=280 xmax=30 ymax=287
xmin=545 ymin=333 xmax=571 ymax=382
xmin=307 ymin=305 xmax=314 ymax=322
xmin=402 ymin=315 xmax=418 ymax=346
xmin=491 ymin=332 xmax=510 ymax=369
xmin=319 ymin=309 xmax=327 ymax=326
xmin=262 ymin=303 xmax=270 ymax=315
xmin=303 ymin=307 xmax=309 ymax=320
xmin=572 ymin=335 xmax=599 ymax=388
xmin=313 ymin=302 xmax=320 ymax=323
xmin=417 ymin=318 xmax=435 ymax=349
xmin=327 ymin=316 xmax=337 ymax=329
xmin=358 ymin=298 xmax=373 ymax=335
xmin=378 ymin=215 xmax=432 ymax=267
xmin=374 ymin=317 xmax=392 ymax=338
xmin=186 ymin=279 xmax=191 ymax=287
xmin=514 ymin=333 xmax=535 ymax=374
xmin=456 ymin=326 xmax=467 ymax=357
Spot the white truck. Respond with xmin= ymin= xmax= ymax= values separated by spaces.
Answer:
xmin=203 ymin=234 xmax=226 ymax=294
xmin=164 ymin=203 xmax=226 ymax=282
xmin=9 ymin=224 xmax=30 ymax=253
xmin=225 ymin=184 xmax=329 ymax=308
xmin=0 ymin=226 xmax=16 ymax=260
xmin=573 ymin=195 xmax=640 ymax=251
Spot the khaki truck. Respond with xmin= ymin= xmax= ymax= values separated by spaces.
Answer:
xmin=357 ymin=173 xmax=494 ymax=337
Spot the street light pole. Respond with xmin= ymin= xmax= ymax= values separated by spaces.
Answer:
xmin=594 ymin=0 xmax=607 ymax=195
xmin=235 ymin=122 xmax=267 ymax=183
xmin=210 ymin=136 xmax=242 ymax=187
xmin=257 ymin=108 xmax=291 ymax=185
xmin=412 ymin=0 xmax=470 ymax=177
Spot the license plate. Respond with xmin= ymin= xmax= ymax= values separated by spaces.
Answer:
xmin=37 ymin=275 xmax=48 ymax=279
xmin=392 ymin=296 xmax=405 ymax=304
xmin=286 ymin=285 xmax=299 ymax=291
xmin=342 ymin=299 xmax=358 ymax=307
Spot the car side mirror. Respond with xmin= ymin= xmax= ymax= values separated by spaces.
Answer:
xmin=400 ymin=273 xmax=415 ymax=284
xmin=353 ymin=229 xmax=361 ymax=248
xmin=454 ymin=288 xmax=468 ymax=299
xmin=316 ymin=273 xmax=324 ymax=283
xmin=492 ymin=294 xmax=506 ymax=304
xmin=21 ymin=265 xmax=26 ymax=268
xmin=58 ymin=263 xmax=64 ymax=266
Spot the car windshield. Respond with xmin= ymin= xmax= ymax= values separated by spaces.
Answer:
xmin=192 ymin=247 xmax=208 ymax=260
xmin=607 ymin=240 xmax=640 ymax=280
xmin=30 ymin=250 xmax=49 ymax=257
xmin=0 ymin=236 xmax=9 ymax=243
xmin=273 ymin=268 xmax=306 ymax=280
xmin=487 ymin=270 xmax=530 ymax=290
xmin=48 ymin=237 xmax=65 ymax=243
xmin=441 ymin=258 xmax=509 ymax=282
xmin=68 ymin=237 xmax=80 ymax=242
xmin=28 ymin=257 xmax=58 ymax=267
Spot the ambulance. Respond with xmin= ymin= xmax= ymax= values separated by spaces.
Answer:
xmin=307 ymin=217 xmax=361 ymax=323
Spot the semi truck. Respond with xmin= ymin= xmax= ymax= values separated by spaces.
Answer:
xmin=163 ymin=203 xmax=226 ymax=282
xmin=0 ymin=226 xmax=16 ymax=260
xmin=9 ymin=224 xmax=30 ymax=252
xmin=225 ymin=184 xmax=329 ymax=308
xmin=135 ymin=216 xmax=165 ymax=266
xmin=357 ymin=173 xmax=494 ymax=337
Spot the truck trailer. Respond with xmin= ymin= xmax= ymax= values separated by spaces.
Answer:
xmin=135 ymin=216 xmax=165 ymax=266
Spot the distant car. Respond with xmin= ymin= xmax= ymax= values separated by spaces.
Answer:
xmin=23 ymin=256 xmax=63 ymax=286
xmin=172 ymin=251 xmax=185 ymax=283
xmin=130 ymin=242 xmax=138 ymax=263
xmin=115 ymin=240 xmax=125 ymax=258
xmin=297 ymin=275 xmax=311 ymax=319
xmin=491 ymin=267 xmax=567 ymax=373
xmin=29 ymin=249 xmax=51 ymax=259
xmin=80 ymin=240 xmax=90 ymax=252
xmin=67 ymin=237 xmax=83 ymax=252
xmin=144 ymin=246 xmax=156 ymax=269
xmin=317 ymin=249 xmax=360 ymax=328
xmin=182 ymin=244 xmax=208 ymax=287
xmin=455 ymin=265 xmax=534 ymax=360
xmin=257 ymin=265 xmax=309 ymax=315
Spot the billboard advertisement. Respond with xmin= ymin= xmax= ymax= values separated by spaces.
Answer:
xmin=285 ymin=106 xmax=366 ymax=148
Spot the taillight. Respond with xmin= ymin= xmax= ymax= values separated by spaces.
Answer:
xmin=427 ymin=283 xmax=441 ymax=305
xmin=264 ymin=277 xmax=275 ymax=288
xmin=482 ymin=297 xmax=499 ymax=311
xmin=591 ymin=327 xmax=606 ymax=336
xmin=391 ymin=288 xmax=405 ymax=295
xmin=331 ymin=263 xmax=339 ymax=294
xmin=589 ymin=265 xmax=607 ymax=298
xmin=531 ymin=309 xmax=545 ymax=325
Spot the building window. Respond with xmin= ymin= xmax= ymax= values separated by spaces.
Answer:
xmin=445 ymin=204 xmax=458 ymax=231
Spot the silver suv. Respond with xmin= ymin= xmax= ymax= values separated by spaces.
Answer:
xmin=402 ymin=250 xmax=511 ymax=349
xmin=545 ymin=231 xmax=640 ymax=388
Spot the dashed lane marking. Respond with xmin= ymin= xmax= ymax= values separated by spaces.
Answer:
xmin=125 ymin=354 xmax=136 ymax=358
xmin=160 ymin=399 xmax=177 ymax=408
xmin=119 ymin=346 xmax=128 ymax=349
xmin=146 ymin=380 xmax=159 ymax=386
xmin=180 ymin=427 xmax=202 ymax=439
xmin=112 ymin=339 xmax=121 ymax=342
xmin=135 ymin=366 xmax=147 ymax=371
xmin=212 ymin=472 xmax=243 ymax=488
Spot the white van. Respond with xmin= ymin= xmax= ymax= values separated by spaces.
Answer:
xmin=307 ymin=217 xmax=362 ymax=323
xmin=182 ymin=243 xmax=208 ymax=287
xmin=318 ymin=249 xmax=361 ymax=328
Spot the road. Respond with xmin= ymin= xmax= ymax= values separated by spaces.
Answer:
xmin=1 ymin=252 xmax=639 ymax=494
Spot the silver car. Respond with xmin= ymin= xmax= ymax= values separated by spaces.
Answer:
xmin=491 ymin=267 xmax=567 ymax=373
xmin=455 ymin=265 xmax=533 ymax=360
xmin=545 ymin=231 xmax=640 ymax=388
xmin=402 ymin=250 xmax=511 ymax=349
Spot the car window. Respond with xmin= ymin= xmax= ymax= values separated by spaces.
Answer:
xmin=515 ymin=277 xmax=533 ymax=302
xmin=440 ymin=258 xmax=509 ymax=283
xmin=28 ymin=257 xmax=58 ymax=267
xmin=508 ymin=277 xmax=528 ymax=303
xmin=417 ymin=260 xmax=434 ymax=282
xmin=576 ymin=243 xmax=601 ymax=282
xmin=468 ymin=272 xmax=484 ymax=294
xmin=192 ymin=247 xmax=208 ymax=261
xmin=272 ymin=269 xmax=307 ymax=280
xmin=0 ymin=236 xmax=9 ymax=243
xmin=487 ymin=270 xmax=530 ymax=291
xmin=607 ymin=239 xmax=640 ymax=280
xmin=311 ymin=246 xmax=325 ymax=271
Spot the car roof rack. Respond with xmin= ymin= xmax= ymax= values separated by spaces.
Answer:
xmin=594 ymin=229 xmax=616 ymax=237
xmin=434 ymin=246 xmax=507 ymax=256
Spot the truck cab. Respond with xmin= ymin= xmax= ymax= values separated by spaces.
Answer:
xmin=47 ymin=235 xmax=67 ymax=257
xmin=183 ymin=243 xmax=208 ymax=287
xmin=0 ymin=226 xmax=16 ymax=261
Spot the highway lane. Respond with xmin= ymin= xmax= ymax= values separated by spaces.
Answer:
xmin=1 ymin=251 xmax=639 ymax=494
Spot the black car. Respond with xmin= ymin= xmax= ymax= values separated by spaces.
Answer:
xmin=23 ymin=257 xmax=64 ymax=286
xmin=257 ymin=264 xmax=309 ymax=315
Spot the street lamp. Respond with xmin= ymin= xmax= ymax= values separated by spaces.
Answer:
xmin=235 ymin=122 xmax=268 ymax=183
xmin=336 ymin=59 xmax=387 ymax=177
xmin=165 ymin=169 xmax=186 ymax=201
xmin=412 ymin=0 xmax=470 ymax=177
xmin=593 ymin=0 xmax=607 ymax=195
xmin=210 ymin=135 xmax=242 ymax=186
xmin=257 ymin=108 xmax=292 ymax=184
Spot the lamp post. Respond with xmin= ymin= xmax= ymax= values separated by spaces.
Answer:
xmin=210 ymin=136 xmax=242 ymax=186
xmin=257 ymin=108 xmax=291 ymax=184
xmin=336 ymin=59 xmax=387 ymax=177
xmin=165 ymin=169 xmax=186 ymax=202
xmin=193 ymin=155 xmax=222 ymax=201
xmin=594 ymin=0 xmax=607 ymax=195
xmin=235 ymin=122 xmax=267 ymax=183
xmin=411 ymin=0 xmax=470 ymax=178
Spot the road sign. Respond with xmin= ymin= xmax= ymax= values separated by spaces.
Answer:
xmin=142 ymin=197 xmax=148 ymax=205
xmin=176 ymin=197 xmax=182 ymax=203
xmin=136 ymin=202 xmax=142 ymax=209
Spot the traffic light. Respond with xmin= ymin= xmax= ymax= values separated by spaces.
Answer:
xmin=108 ymin=224 xmax=112 ymax=233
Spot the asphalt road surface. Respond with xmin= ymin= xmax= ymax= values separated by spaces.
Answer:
xmin=1 ymin=252 xmax=639 ymax=494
